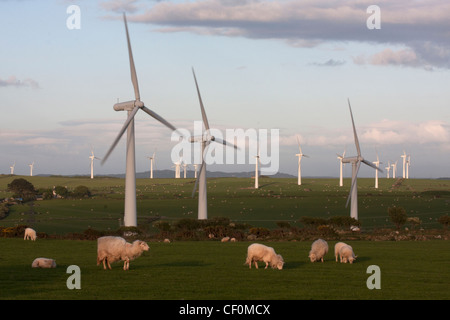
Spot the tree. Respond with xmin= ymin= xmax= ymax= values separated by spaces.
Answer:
xmin=7 ymin=178 xmax=36 ymax=201
xmin=388 ymin=206 xmax=407 ymax=230
xmin=438 ymin=215 xmax=450 ymax=231
xmin=72 ymin=185 xmax=91 ymax=198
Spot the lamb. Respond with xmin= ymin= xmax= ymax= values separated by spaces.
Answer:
xmin=245 ymin=243 xmax=284 ymax=270
xmin=32 ymin=258 xmax=56 ymax=268
xmin=97 ymin=236 xmax=149 ymax=270
xmin=24 ymin=227 xmax=37 ymax=241
xmin=309 ymin=239 xmax=328 ymax=262
xmin=334 ymin=242 xmax=348 ymax=262
xmin=339 ymin=244 xmax=357 ymax=264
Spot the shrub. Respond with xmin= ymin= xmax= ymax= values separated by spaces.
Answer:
xmin=7 ymin=178 xmax=36 ymax=201
xmin=438 ymin=215 xmax=450 ymax=230
xmin=0 ymin=203 xmax=10 ymax=219
xmin=388 ymin=206 xmax=407 ymax=230
xmin=73 ymin=185 xmax=91 ymax=198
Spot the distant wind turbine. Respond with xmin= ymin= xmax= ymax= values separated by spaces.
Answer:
xmin=89 ymin=148 xmax=101 ymax=179
xmin=391 ymin=161 xmax=398 ymax=179
xmin=341 ymin=99 xmax=382 ymax=224
xmin=10 ymin=162 xmax=15 ymax=175
xmin=254 ymin=146 xmax=260 ymax=189
xmin=372 ymin=155 xmax=382 ymax=189
xmin=406 ymin=155 xmax=411 ymax=179
xmin=147 ymin=150 xmax=156 ymax=179
xmin=295 ymin=135 xmax=309 ymax=186
xmin=29 ymin=162 xmax=34 ymax=177
xmin=100 ymin=13 xmax=180 ymax=227
xmin=385 ymin=161 xmax=391 ymax=178
xmin=401 ymin=151 xmax=407 ymax=179
xmin=337 ymin=149 xmax=346 ymax=187
xmin=190 ymin=68 xmax=237 ymax=220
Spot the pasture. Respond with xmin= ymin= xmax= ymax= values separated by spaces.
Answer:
xmin=0 ymin=175 xmax=449 ymax=234
xmin=0 ymin=238 xmax=449 ymax=300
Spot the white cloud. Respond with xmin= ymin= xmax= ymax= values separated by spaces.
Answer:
xmin=0 ymin=76 xmax=39 ymax=89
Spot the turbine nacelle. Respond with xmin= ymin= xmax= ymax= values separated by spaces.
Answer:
xmin=113 ymin=100 xmax=144 ymax=111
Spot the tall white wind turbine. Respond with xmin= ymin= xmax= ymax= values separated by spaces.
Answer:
xmin=295 ymin=135 xmax=309 ymax=186
xmin=401 ymin=151 xmax=407 ymax=179
xmin=101 ymin=13 xmax=180 ymax=227
xmin=254 ymin=147 xmax=260 ymax=189
xmin=391 ymin=161 xmax=398 ymax=179
xmin=29 ymin=162 xmax=34 ymax=177
xmin=10 ymin=162 xmax=15 ymax=175
xmin=372 ymin=155 xmax=382 ymax=189
xmin=190 ymin=68 xmax=237 ymax=220
xmin=147 ymin=150 xmax=156 ymax=179
xmin=342 ymin=99 xmax=382 ymax=224
xmin=385 ymin=161 xmax=391 ymax=178
xmin=406 ymin=155 xmax=410 ymax=179
xmin=337 ymin=149 xmax=346 ymax=187
xmin=89 ymin=148 xmax=100 ymax=179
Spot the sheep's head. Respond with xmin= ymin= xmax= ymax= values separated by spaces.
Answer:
xmin=308 ymin=253 xmax=317 ymax=262
xmin=276 ymin=255 xmax=284 ymax=270
xmin=139 ymin=241 xmax=150 ymax=252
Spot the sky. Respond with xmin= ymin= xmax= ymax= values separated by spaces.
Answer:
xmin=0 ymin=0 xmax=449 ymax=179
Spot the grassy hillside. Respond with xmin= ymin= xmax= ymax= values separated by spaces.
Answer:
xmin=0 ymin=175 xmax=449 ymax=235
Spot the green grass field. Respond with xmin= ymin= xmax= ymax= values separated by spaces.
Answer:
xmin=0 ymin=238 xmax=448 ymax=300
xmin=1 ymin=175 xmax=449 ymax=234
xmin=0 ymin=175 xmax=449 ymax=301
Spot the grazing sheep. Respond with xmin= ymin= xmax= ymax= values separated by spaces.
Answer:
xmin=221 ymin=237 xmax=230 ymax=242
xmin=24 ymin=228 xmax=37 ymax=241
xmin=97 ymin=236 xmax=149 ymax=270
xmin=245 ymin=243 xmax=284 ymax=270
xmin=334 ymin=242 xmax=348 ymax=262
xmin=309 ymin=239 xmax=328 ymax=262
xmin=32 ymin=258 xmax=56 ymax=268
xmin=339 ymin=245 xmax=357 ymax=264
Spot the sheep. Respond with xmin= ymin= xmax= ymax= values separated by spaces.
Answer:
xmin=24 ymin=227 xmax=37 ymax=241
xmin=245 ymin=243 xmax=284 ymax=270
xmin=221 ymin=236 xmax=230 ymax=242
xmin=334 ymin=242 xmax=348 ymax=262
xmin=339 ymin=244 xmax=357 ymax=264
xmin=97 ymin=236 xmax=149 ymax=270
xmin=309 ymin=239 xmax=328 ymax=262
xmin=32 ymin=258 xmax=56 ymax=268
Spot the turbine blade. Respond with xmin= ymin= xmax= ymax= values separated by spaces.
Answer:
xmin=362 ymin=159 xmax=383 ymax=172
xmin=213 ymin=137 xmax=239 ymax=150
xmin=101 ymin=106 xmax=140 ymax=165
xmin=141 ymin=106 xmax=182 ymax=136
xmin=347 ymin=99 xmax=361 ymax=157
xmin=192 ymin=68 xmax=210 ymax=131
xmin=296 ymin=135 xmax=302 ymax=154
xmin=123 ymin=13 xmax=140 ymax=101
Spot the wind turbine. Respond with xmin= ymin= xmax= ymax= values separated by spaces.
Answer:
xmin=29 ymin=162 xmax=34 ymax=177
xmin=401 ymin=151 xmax=407 ymax=179
xmin=10 ymin=162 xmax=15 ymax=175
xmin=391 ymin=161 xmax=398 ymax=179
xmin=193 ymin=164 xmax=199 ymax=179
xmin=101 ymin=13 xmax=180 ymax=227
xmin=182 ymin=162 xmax=188 ymax=178
xmin=147 ymin=150 xmax=156 ymax=179
xmin=89 ymin=148 xmax=100 ymax=179
xmin=295 ymin=135 xmax=309 ymax=186
xmin=372 ymin=155 xmax=382 ymax=189
xmin=254 ymin=147 xmax=260 ymax=189
xmin=190 ymin=68 xmax=237 ymax=220
xmin=337 ymin=149 xmax=346 ymax=187
xmin=172 ymin=158 xmax=182 ymax=178
xmin=406 ymin=155 xmax=411 ymax=179
xmin=385 ymin=161 xmax=390 ymax=178
xmin=341 ymin=99 xmax=382 ymax=224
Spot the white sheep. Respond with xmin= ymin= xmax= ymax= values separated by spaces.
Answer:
xmin=24 ymin=227 xmax=37 ymax=241
xmin=221 ymin=236 xmax=230 ymax=242
xmin=309 ymin=239 xmax=328 ymax=262
xmin=32 ymin=258 xmax=56 ymax=268
xmin=245 ymin=243 xmax=284 ymax=270
xmin=334 ymin=242 xmax=348 ymax=262
xmin=339 ymin=244 xmax=357 ymax=264
xmin=97 ymin=236 xmax=149 ymax=270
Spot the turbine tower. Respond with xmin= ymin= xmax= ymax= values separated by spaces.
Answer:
xmin=190 ymin=68 xmax=237 ymax=220
xmin=29 ymin=162 xmax=34 ymax=177
xmin=10 ymin=162 xmax=15 ymax=175
xmin=406 ymin=155 xmax=410 ymax=179
xmin=89 ymin=148 xmax=100 ymax=179
xmin=401 ymin=151 xmax=407 ymax=179
xmin=341 ymin=99 xmax=382 ymax=224
xmin=372 ymin=155 xmax=382 ymax=189
xmin=337 ymin=149 xmax=346 ymax=187
xmin=295 ymin=135 xmax=309 ymax=186
xmin=101 ymin=13 xmax=179 ymax=227
xmin=385 ymin=161 xmax=391 ymax=178
xmin=391 ymin=161 xmax=398 ymax=179
xmin=254 ymin=148 xmax=260 ymax=189
xmin=147 ymin=150 xmax=156 ymax=179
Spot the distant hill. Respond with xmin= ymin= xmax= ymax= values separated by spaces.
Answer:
xmin=103 ymin=170 xmax=297 ymax=179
